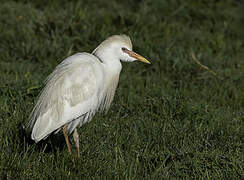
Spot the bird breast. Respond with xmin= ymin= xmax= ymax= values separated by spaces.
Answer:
xmin=99 ymin=62 xmax=121 ymax=112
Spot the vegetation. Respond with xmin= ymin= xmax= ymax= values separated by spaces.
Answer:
xmin=0 ymin=0 xmax=243 ymax=179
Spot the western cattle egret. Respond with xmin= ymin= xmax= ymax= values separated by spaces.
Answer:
xmin=27 ymin=35 xmax=150 ymax=158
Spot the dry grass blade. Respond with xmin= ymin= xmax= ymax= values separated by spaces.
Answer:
xmin=190 ymin=49 xmax=224 ymax=80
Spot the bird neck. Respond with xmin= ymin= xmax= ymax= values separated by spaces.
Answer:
xmin=93 ymin=48 xmax=122 ymax=74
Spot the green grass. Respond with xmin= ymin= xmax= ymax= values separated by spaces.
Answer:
xmin=0 ymin=0 xmax=243 ymax=179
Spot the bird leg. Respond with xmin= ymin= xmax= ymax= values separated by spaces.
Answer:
xmin=73 ymin=128 xmax=80 ymax=159
xmin=63 ymin=124 xmax=72 ymax=156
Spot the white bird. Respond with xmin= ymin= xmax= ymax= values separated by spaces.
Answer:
xmin=27 ymin=35 xmax=150 ymax=158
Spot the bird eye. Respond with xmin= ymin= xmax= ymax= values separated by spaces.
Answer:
xmin=121 ymin=47 xmax=128 ymax=53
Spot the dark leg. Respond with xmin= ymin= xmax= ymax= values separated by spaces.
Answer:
xmin=63 ymin=124 xmax=72 ymax=156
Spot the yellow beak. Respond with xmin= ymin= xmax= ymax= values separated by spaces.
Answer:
xmin=123 ymin=48 xmax=151 ymax=64
xmin=132 ymin=52 xmax=151 ymax=64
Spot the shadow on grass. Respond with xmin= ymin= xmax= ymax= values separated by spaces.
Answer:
xmin=17 ymin=123 xmax=67 ymax=154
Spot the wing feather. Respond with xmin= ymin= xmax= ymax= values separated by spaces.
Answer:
xmin=27 ymin=53 xmax=104 ymax=142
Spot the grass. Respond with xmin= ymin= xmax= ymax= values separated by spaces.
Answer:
xmin=0 ymin=0 xmax=243 ymax=179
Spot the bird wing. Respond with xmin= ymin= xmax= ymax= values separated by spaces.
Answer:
xmin=28 ymin=53 xmax=104 ymax=142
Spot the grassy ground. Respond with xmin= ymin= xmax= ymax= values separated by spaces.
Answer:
xmin=0 ymin=0 xmax=243 ymax=179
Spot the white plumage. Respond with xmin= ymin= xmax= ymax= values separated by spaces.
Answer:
xmin=27 ymin=35 xmax=150 ymax=158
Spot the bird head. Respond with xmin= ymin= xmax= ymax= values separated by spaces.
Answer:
xmin=92 ymin=35 xmax=150 ymax=64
